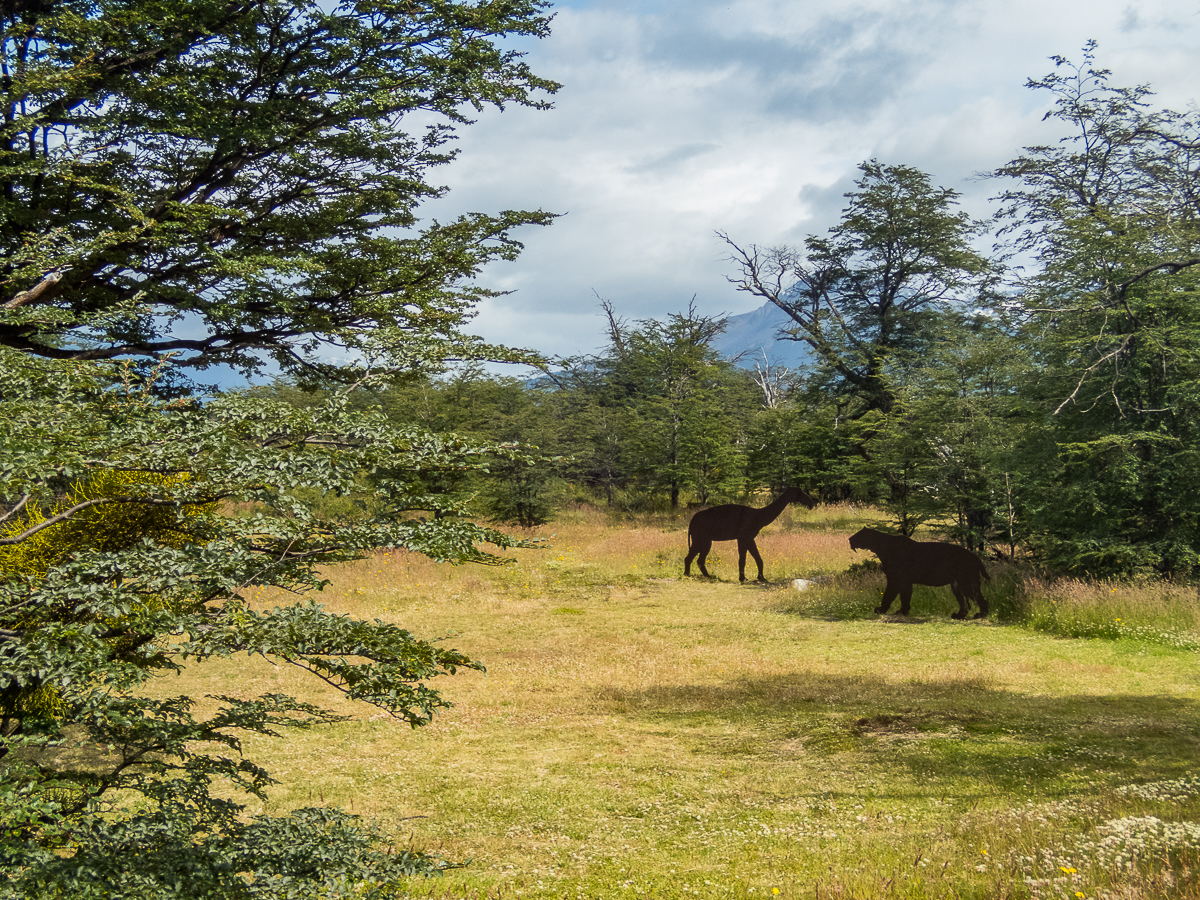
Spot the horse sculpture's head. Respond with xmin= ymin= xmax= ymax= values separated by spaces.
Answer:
xmin=783 ymin=487 xmax=818 ymax=509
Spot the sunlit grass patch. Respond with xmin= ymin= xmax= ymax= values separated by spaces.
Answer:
xmin=955 ymin=774 xmax=1200 ymax=900
xmin=774 ymin=501 xmax=887 ymax=534
xmin=772 ymin=567 xmax=887 ymax=620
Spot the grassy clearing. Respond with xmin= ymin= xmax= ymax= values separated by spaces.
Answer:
xmin=154 ymin=504 xmax=1200 ymax=898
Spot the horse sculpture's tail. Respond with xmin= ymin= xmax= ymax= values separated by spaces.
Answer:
xmin=978 ymin=556 xmax=991 ymax=581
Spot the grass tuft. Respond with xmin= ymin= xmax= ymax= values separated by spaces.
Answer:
xmin=1018 ymin=577 xmax=1200 ymax=652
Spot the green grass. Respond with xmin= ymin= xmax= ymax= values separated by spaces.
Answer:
xmin=1019 ymin=577 xmax=1200 ymax=652
xmin=150 ymin=505 xmax=1200 ymax=899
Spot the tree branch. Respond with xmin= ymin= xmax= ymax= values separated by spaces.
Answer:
xmin=0 ymin=495 xmax=193 ymax=546
xmin=3 ymin=270 xmax=63 ymax=309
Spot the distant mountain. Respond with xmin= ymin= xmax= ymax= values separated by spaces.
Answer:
xmin=712 ymin=301 xmax=812 ymax=370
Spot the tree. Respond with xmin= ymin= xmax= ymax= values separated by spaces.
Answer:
xmin=1 ymin=355 xmax=531 ymax=896
xmin=549 ymin=361 xmax=633 ymax=506
xmin=0 ymin=1 xmax=558 ymax=894
xmin=370 ymin=366 xmax=567 ymax=527
xmin=721 ymin=161 xmax=997 ymax=420
xmin=854 ymin=310 xmax=1028 ymax=543
xmin=0 ymin=0 xmax=557 ymax=386
xmin=570 ymin=300 xmax=751 ymax=509
xmin=742 ymin=402 xmax=857 ymax=502
xmin=993 ymin=45 xmax=1200 ymax=575
xmin=721 ymin=162 xmax=1002 ymax=541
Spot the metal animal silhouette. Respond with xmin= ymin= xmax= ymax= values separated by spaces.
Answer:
xmin=848 ymin=527 xmax=990 ymax=619
xmin=684 ymin=487 xmax=817 ymax=582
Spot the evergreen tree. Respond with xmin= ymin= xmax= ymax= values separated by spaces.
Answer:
xmin=571 ymin=301 xmax=752 ymax=509
xmin=743 ymin=403 xmax=857 ymax=502
xmin=994 ymin=45 xmax=1200 ymax=575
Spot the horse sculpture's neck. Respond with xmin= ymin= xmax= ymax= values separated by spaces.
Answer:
xmin=751 ymin=490 xmax=796 ymax=532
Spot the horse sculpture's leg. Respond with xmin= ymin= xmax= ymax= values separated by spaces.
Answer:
xmin=744 ymin=539 xmax=766 ymax=583
xmin=694 ymin=541 xmax=713 ymax=577
xmin=898 ymin=585 xmax=914 ymax=616
xmin=736 ymin=540 xmax=749 ymax=582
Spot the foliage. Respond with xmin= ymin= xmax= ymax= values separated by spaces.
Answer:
xmin=0 ymin=0 xmax=560 ymax=893
xmin=560 ymin=300 xmax=757 ymax=509
xmin=1020 ymin=581 xmax=1200 ymax=652
xmin=722 ymin=160 xmax=997 ymax=420
xmin=256 ymin=367 xmax=569 ymax=527
xmin=742 ymin=403 xmax=854 ymax=502
xmin=0 ymin=351 xmax=533 ymax=895
xmin=993 ymin=44 xmax=1200 ymax=575
xmin=380 ymin=368 xmax=569 ymax=527
xmin=0 ymin=468 xmax=207 ymax=573
xmin=0 ymin=0 xmax=558 ymax=385
xmin=3 ymin=804 xmax=448 ymax=899
xmin=854 ymin=310 xmax=1029 ymax=544
xmin=474 ymin=454 xmax=562 ymax=529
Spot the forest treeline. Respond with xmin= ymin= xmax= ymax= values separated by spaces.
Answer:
xmin=264 ymin=49 xmax=1200 ymax=580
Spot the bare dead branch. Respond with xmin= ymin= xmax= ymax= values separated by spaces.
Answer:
xmin=0 ymin=495 xmax=190 ymax=546
xmin=3 ymin=270 xmax=63 ymax=310
xmin=1053 ymin=332 xmax=1135 ymax=415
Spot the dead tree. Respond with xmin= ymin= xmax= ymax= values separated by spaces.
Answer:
xmin=684 ymin=487 xmax=817 ymax=583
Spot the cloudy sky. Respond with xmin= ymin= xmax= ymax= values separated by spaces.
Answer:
xmin=420 ymin=0 xmax=1200 ymax=363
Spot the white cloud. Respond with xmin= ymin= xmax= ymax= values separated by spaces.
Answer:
xmin=422 ymin=0 xmax=1200 ymax=362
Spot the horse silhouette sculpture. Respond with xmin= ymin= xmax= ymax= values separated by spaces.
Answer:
xmin=849 ymin=527 xmax=990 ymax=619
xmin=685 ymin=487 xmax=817 ymax=582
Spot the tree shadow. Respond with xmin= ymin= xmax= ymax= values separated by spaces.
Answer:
xmin=592 ymin=670 xmax=1200 ymax=799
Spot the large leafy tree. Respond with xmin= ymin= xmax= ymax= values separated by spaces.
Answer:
xmin=994 ymin=45 xmax=1200 ymax=575
xmin=0 ymin=0 xmax=557 ymax=385
xmin=721 ymin=162 xmax=1002 ymax=541
xmin=0 ymin=356 xmax=528 ymax=896
xmin=721 ymin=161 xmax=997 ymax=420
xmin=0 ymin=1 xmax=557 ymax=895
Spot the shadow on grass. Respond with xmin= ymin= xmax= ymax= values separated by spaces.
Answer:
xmin=592 ymin=672 xmax=1200 ymax=797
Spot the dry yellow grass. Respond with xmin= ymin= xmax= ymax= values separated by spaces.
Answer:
xmin=150 ymin=505 xmax=1200 ymax=899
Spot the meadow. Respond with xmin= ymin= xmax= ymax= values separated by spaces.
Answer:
xmin=156 ymin=504 xmax=1200 ymax=899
